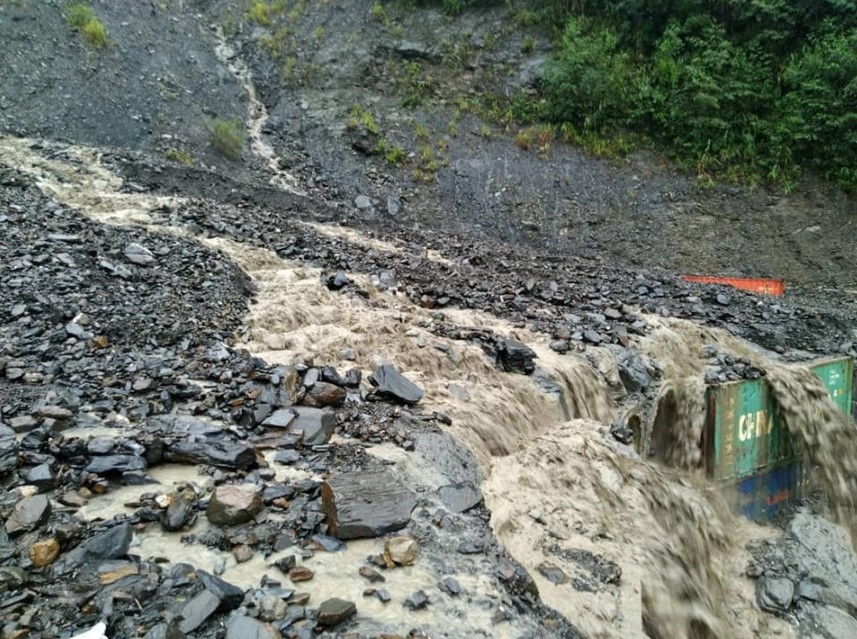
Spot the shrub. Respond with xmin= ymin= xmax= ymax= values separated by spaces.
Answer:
xmin=66 ymin=3 xmax=107 ymax=49
xmin=82 ymin=18 xmax=107 ymax=48
xmin=66 ymin=3 xmax=94 ymax=29
xmin=210 ymin=118 xmax=245 ymax=160
xmin=247 ymin=1 xmax=270 ymax=25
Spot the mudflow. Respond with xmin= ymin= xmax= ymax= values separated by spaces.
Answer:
xmin=1 ymin=3 xmax=856 ymax=639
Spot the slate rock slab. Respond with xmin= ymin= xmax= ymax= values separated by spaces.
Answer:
xmin=368 ymin=365 xmax=423 ymax=404
xmin=322 ymin=468 xmax=418 ymax=540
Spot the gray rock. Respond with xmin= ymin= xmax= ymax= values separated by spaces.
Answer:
xmin=207 ymin=485 xmax=264 ymax=526
xmin=292 ymin=407 xmax=336 ymax=446
xmin=403 ymin=589 xmax=429 ymax=610
xmin=162 ymin=492 xmax=197 ymax=532
xmin=179 ymin=589 xmax=221 ymax=633
xmin=757 ymin=577 xmax=794 ymax=613
xmin=142 ymin=622 xmax=184 ymax=639
xmin=616 ymin=350 xmax=652 ymax=393
xmin=124 ymin=242 xmax=156 ymax=266
xmin=583 ymin=330 xmax=603 ymax=345
xmin=354 ymin=195 xmax=371 ymax=210
xmin=9 ymin=415 xmax=37 ymax=433
xmin=375 ymin=589 xmax=391 ymax=603
xmin=386 ymin=195 xmax=400 ymax=217
xmin=322 ymin=468 xmax=418 ymax=540
xmin=165 ymin=439 xmax=256 ymax=470
xmin=262 ymin=409 xmax=296 ymax=429
xmin=805 ymin=604 xmax=857 ymax=639
xmin=273 ymin=449 xmax=300 ymax=465
xmin=0 ymin=566 xmax=27 ymax=593
xmin=196 ymin=571 xmax=245 ymax=611
xmin=85 ymin=454 xmax=147 ymax=475
xmin=538 ymin=562 xmax=569 ymax=585
xmin=438 ymin=482 xmax=482 ymax=514
xmin=550 ymin=340 xmax=569 ymax=353
xmin=496 ymin=339 xmax=537 ymax=374
xmin=56 ymin=522 xmax=133 ymax=571
xmin=23 ymin=463 xmax=56 ymax=490
xmin=317 ymin=597 xmax=356 ymax=626
xmin=0 ymin=426 xmax=16 ymax=475
xmin=226 ymin=615 xmax=281 ymax=639
xmin=438 ymin=576 xmax=462 ymax=596
xmin=5 ymin=495 xmax=51 ymax=535
xmin=788 ymin=513 xmax=857 ymax=614
xmin=368 ymin=364 xmax=424 ymax=404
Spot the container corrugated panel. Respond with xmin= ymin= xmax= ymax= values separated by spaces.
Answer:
xmin=704 ymin=380 xmax=802 ymax=481
xmin=809 ymin=356 xmax=854 ymax=417
xmin=720 ymin=458 xmax=807 ymax=520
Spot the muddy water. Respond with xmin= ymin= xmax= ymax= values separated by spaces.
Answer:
xmin=768 ymin=367 xmax=857 ymax=543
xmin=212 ymin=30 xmax=304 ymax=196
xmin=484 ymin=421 xmax=794 ymax=639
xmin=1 ymin=133 xmax=851 ymax=638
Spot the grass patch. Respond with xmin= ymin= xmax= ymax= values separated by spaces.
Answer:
xmin=375 ymin=139 xmax=408 ymax=166
xmin=210 ymin=118 xmax=245 ymax=160
xmin=347 ymin=105 xmax=381 ymax=136
xmin=165 ymin=148 xmax=193 ymax=165
xmin=66 ymin=3 xmax=107 ymax=49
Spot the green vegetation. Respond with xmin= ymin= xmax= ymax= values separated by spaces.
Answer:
xmin=347 ymin=105 xmax=381 ymax=136
xmin=210 ymin=118 xmax=245 ymax=160
xmin=66 ymin=3 xmax=107 ymax=49
xmin=370 ymin=2 xmax=387 ymax=23
xmin=375 ymin=139 xmax=408 ymax=166
xmin=165 ymin=148 xmax=193 ymax=165
xmin=247 ymin=0 xmax=271 ymax=25
xmin=503 ymin=0 xmax=857 ymax=191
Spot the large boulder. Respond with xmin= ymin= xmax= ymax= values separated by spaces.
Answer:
xmin=321 ymin=468 xmax=417 ymax=540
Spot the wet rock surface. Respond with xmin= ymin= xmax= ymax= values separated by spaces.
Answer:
xmin=749 ymin=510 xmax=857 ymax=637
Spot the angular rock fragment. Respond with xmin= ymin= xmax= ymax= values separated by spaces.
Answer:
xmin=495 ymin=339 xmax=536 ymax=374
xmin=178 ymin=589 xmax=221 ymax=633
xmin=302 ymin=381 xmax=346 ymax=408
xmin=55 ymin=522 xmax=133 ymax=571
xmin=196 ymin=570 xmax=245 ymax=611
xmin=368 ymin=364 xmax=423 ymax=404
xmin=207 ymin=485 xmax=264 ymax=526
xmin=438 ymin=482 xmax=482 ymax=514
xmin=321 ymin=468 xmax=418 ymax=539
xmin=5 ymin=495 xmax=51 ymax=535
xmin=384 ymin=537 xmax=419 ymax=566
xmin=317 ymin=597 xmax=356 ymax=626
xmin=292 ymin=407 xmax=336 ymax=446
xmin=165 ymin=439 xmax=256 ymax=470
xmin=226 ymin=614 xmax=281 ymax=639
xmin=85 ymin=454 xmax=147 ymax=475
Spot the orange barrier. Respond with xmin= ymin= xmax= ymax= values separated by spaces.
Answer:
xmin=682 ymin=275 xmax=785 ymax=296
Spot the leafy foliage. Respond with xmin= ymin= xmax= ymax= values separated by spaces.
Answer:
xmin=512 ymin=1 xmax=857 ymax=191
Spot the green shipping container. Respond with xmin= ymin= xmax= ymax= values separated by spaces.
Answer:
xmin=810 ymin=357 xmax=854 ymax=417
xmin=704 ymin=380 xmax=802 ymax=481
xmin=704 ymin=356 xmax=855 ymax=482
